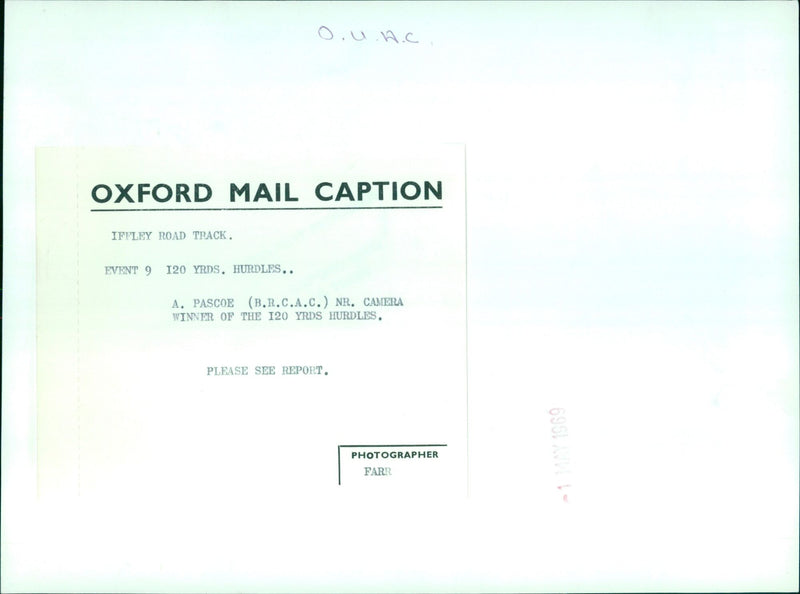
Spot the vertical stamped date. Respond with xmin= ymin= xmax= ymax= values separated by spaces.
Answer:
xmin=549 ymin=407 xmax=571 ymax=503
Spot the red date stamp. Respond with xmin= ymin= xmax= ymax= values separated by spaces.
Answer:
xmin=549 ymin=407 xmax=571 ymax=503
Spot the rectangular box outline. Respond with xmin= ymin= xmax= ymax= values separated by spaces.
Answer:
xmin=337 ymin=444 xmax=448 ymax=485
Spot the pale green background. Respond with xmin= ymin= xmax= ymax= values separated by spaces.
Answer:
xmin=3 ymin=1 xmax=798 ymax=592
